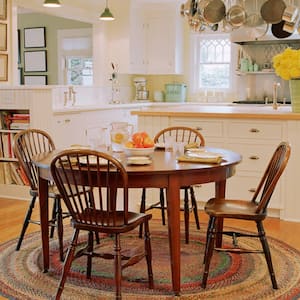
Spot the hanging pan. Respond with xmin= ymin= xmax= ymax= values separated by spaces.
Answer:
xmin=202 ymin=0 xmax=226 ymax=24
xmin=227 ymin=3 xmax=246 ymax=28
xmin=260 ymin=0 xmax=286 ymax=24
xmin=271 ymin=20 xmax=293 ymax=39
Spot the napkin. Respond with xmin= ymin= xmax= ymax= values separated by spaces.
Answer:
xmin=184 ymin=142 xmax=199 ymax=150
xmin=177 ymin=152 xmax=223 ymax=164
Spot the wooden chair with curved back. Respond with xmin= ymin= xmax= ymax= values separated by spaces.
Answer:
xmin=202 ymin=141 xmax=291 ymax=289
xmin=140 ymin=126 xmax=205 ymax=244
xmin=50 ymin=149 xmax=154 ymax=300
xmin=13 ymin=128 xmax=67 ymax=260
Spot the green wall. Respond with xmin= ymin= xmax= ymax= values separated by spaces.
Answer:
xmin=18 ymin=13 xmax=92 ymax=85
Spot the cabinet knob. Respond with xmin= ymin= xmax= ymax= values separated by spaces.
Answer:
xmin=248 ymin=188 xmax=256 ymax=193
xmin=249 ymin=128 xmax=260 ymax=133
xmin=196 ymin=126 xmax=203 ymax=131
xmin=249 ymin=155 xmax=260 ymax=160
xmin=64 ymin=119 xmax=71 ymax=123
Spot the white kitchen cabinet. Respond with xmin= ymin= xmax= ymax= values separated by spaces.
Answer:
xmin=53 ymin=107 xmax=138 ymax=149
xmin=226 ymin=120 xmax=286 ymax=211
xmin=129 ymin=0 xmax=183 ymax=75
xmin=52 ymin=113 xmax=86 ymax=148
xmin=137 ymin=115 xmax=289 ymax=215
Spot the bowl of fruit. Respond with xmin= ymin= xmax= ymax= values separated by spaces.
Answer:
xmin=123 ymin=131 xmax=155 ymax=157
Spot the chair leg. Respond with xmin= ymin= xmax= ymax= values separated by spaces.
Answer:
xmin=55 ymin=229 xmax=80 ymax=300
xmin=114 ymin=234 xmax=122 ymax=300
xmin=144 ymin=220 xmax=154 ymax=289
xmin=139 ymin=188 xmax=147 ymax=238
xmin=190 ymin=186 xmax=200 ymax=230
xmin=16 ymin=195 xmax=37 ymax=251
xmin=184 ymin=188 xmax=190 ymax=244
xmin=50 ymin=198 xmax=58 ymax=239
xmin=160 ymin=188 xmax=166 ymax=226
xmin=203 ymin=216 xmax=214 ymax=264
xmin=55 ymin=198 xmax=65 ymax=262
xmin=257 ymin=221 xmax=278 ymax=289
xmin=86 ymin=231 xmax=94 ymax=279
xmin=202 ymin=216 xmax=216 ymax=288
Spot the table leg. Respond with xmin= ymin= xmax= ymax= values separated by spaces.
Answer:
xmin=166 ymin=175 xmax=181 ymax=295
xmin=38 ymin=175 xmax=49 ymax=272
xmin=215 ymin=180 xmax=226 ymax=248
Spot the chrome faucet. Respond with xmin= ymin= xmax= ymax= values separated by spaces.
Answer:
xmin=272 ymin=82 xmax=280 ymax=110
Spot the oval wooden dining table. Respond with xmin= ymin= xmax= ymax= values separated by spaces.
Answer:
xmin=32 ymin=146 xmax=241 ymax=296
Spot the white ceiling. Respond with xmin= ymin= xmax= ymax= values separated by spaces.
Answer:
xmin=15 ymin=0 xmax=111 ymax=23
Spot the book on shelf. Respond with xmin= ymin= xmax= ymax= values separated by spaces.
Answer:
xmin=2 ymin=162 xmax=13 ymax=184
xmin=17 ymin=166 xmax=30 ymax=186
xmin=0 ymin=163 xmax=4 ymax=184
xmin=9 ymin=162 xmax=24 ymax=185
xmin=0 ymin=131 xmax=17 ymax=158
xmin=10 ymin=123 xmax=30 ymax=130
xmin=0 ymin=111 xmax=30 ymax=130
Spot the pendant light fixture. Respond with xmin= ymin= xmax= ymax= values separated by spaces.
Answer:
xmin=99 ymin=0 xmax=115 ymax=21
xmin=43 ymin=0 xmax=61 ymax=7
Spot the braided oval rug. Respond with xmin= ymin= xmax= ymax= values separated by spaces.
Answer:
xmin=0 ymin=220 xmax=300 ymax=300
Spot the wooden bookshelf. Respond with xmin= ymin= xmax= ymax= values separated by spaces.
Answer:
xmin=0 ymin=110 xmax=30 ymax=190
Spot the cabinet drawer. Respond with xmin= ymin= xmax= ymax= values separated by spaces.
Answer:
xmin=230 ymin=143 xmax=276 ymax=172
xmin=171 ymin=118 xmax=223 ymax=138
xmin=228 ymin=121 xmax=283 ymax=140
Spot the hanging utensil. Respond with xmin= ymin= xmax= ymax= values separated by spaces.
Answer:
xmin=261 ymin=0 xmax=286 ymax=24
xmin=271 ymin=20 xmax=293 ymax=38
xmin=245 ymin=0 xmax=265 ymax=27
xmin=282 ymin=0 xmax=299 ymax=23
xmin=202 ymin=0 xmax=226 ymax=24
xmin=227 ymin=0 xmax=247 ymax=28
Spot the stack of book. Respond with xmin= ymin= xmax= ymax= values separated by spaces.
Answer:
xmin=7 ymin=113 xmax=30 ymax=130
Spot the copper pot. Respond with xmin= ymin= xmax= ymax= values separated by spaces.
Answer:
xmin=260 ymin=0 xmax=286 ymax=24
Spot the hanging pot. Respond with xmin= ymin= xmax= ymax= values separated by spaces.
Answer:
xmin=227 ymin=4 xmax=246 ymax=28
xmin=260 ymin=0 xmax=286 ymax=24
xmin=202 ymin=0 xmax=226 ymax=24
xmin=271 ymin=20 xmax=293 ymax=38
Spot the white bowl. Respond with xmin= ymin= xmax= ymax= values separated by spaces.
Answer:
xmin=123 ymin=146 xmax=155 ymax=157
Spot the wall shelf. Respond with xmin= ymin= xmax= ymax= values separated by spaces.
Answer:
xmin=236 ymin=71 xmax=276 ymax=76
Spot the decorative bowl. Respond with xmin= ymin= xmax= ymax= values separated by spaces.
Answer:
xmin=123 ymin=146 xmax=155 ymax=157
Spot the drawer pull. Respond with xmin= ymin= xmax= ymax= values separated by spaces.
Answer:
xmin=195 ymin=126 xmax=203 ymax=131
xmin=64 ymin=119 xmax=71 ymax=123
xmin=248 ymin=188 xmax=256 ymax=193
xmin=249 ymin=155 xmax=260 ymax=160
xmin=250 ymin=128 xmax=260 ymax=133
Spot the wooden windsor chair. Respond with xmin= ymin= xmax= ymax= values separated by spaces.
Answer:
xmin=202 ymin=141 xmax=291 ymax=289
xmin=139 ymin=126 xmax=205 ymax=244
xmin=50 ymin=149 xmax=154 ymax=300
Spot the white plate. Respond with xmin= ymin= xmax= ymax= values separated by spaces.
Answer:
xmin=127 ymin=156 xmax=152 ymax=165
xmin=79 ymin=156 xmax=108 ymax=165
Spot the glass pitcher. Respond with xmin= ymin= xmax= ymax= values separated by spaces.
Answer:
xmin=110 ymin=122 xmax=133 ymax=152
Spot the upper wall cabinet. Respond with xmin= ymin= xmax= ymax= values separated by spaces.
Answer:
xmin=129 ymin=0 xmax=183 ymax=75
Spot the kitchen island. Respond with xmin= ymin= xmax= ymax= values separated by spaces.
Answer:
xmin=131 ymin=104 xmax=300 ymax=222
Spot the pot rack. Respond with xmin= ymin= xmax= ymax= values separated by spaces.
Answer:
xmin=181 ymin=0 xmax=300 ymax=39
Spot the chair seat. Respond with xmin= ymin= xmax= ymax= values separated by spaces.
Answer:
xmin=74 ymin=210 xmax=152 ymax=233
xmin=205 ymin=198 xmax=265 ymax=220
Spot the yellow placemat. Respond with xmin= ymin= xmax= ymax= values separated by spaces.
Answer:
xmin=177 ymin=154 xmax=222 ymax=164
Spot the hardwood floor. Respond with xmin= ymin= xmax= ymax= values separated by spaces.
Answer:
xmin=1 ymin=197 xmax=300 ymax=300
